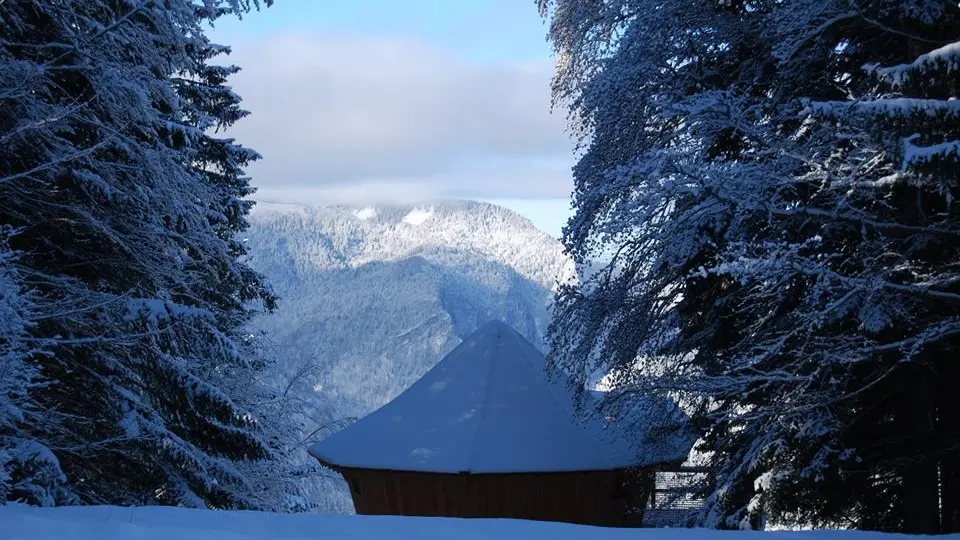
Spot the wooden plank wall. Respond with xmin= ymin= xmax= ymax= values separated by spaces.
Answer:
xmin=339 ymin=467 xmax=639 ymax=527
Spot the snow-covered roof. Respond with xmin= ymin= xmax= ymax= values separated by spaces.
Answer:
xmin=309 ymin=320 xmax=641 ymax=473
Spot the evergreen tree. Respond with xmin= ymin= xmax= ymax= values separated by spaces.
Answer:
xmin=760 ymin=2 xmax=960 ymax=531
xmin=0 ymin=229 xmax=74 ymax=506
xmin=541 ymin=0 xmax=959 ymax=532
xmin=0 ymin=0 xmax=293 ymax=508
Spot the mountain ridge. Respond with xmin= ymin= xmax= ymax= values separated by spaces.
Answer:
xmin=248 ymin=199 xmax=573 ymax=292
xmin=244 ymin=199 xmax=573 ymax=421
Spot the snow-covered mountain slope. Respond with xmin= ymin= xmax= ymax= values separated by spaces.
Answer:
xmin=244 ymin=200 xmax=574 ymax=422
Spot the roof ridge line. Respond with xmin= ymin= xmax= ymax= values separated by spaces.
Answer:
xmin=464 ymin=326 xmax=500 ymax=473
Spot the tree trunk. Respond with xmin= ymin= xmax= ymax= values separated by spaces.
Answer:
xmin=899 ymin=372 xmax=940 ymax=534
xmin=937 ymin=354 xmax=960 ymax=533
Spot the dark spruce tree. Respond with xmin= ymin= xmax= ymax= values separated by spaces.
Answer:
xmin=541 ymin=0 xmax=959 ymax=532
xmin=0 ymin=228 xmax=74 ymax=505
xmin=0 ymin=0 xmax=292 ymax=508
xmin=768 ymin=1 xmax=960 ymax=532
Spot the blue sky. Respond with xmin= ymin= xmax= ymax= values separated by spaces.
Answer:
xmin=210 ymin=1 xmax=575 ymax=237
xmin=216 ymin=1 xmax=551 ymax=63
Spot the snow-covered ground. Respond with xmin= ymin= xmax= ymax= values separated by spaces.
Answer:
xmin=1 ymin=505 xmax=947 ymax=540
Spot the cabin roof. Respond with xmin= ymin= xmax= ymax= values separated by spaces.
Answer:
xmin=310 ymin=321 xmax=643 ymax=474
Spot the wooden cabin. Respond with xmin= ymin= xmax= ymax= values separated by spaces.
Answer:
xmin=309 ymin=320 xmax=694 ymax=527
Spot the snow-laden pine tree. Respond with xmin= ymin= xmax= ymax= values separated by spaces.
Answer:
xmin=0 ymin=0 xmax=301 ymax=509
xmin=762 ymin=2 xmax=960 ymax=531
xmin=541 ymin=0 xmax=959 ymax=532
xmin=0 ymin=229 xmax=74 ymax=506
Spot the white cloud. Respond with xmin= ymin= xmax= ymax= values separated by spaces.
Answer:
xmin=218 ymin=31 xmax=575 ymax=203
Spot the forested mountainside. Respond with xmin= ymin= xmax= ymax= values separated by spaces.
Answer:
xmin=246 ymin=200 xmax=572 ymax=418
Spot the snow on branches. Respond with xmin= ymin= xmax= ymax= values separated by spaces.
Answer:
xmin=543 ymin=0 xmax=959 ymax=531
xmin=0 ymin=0 xmax=302 ymax=509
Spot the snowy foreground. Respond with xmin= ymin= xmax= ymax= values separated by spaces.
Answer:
xmin=2 ymin=505 xmax=952 ymax=540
